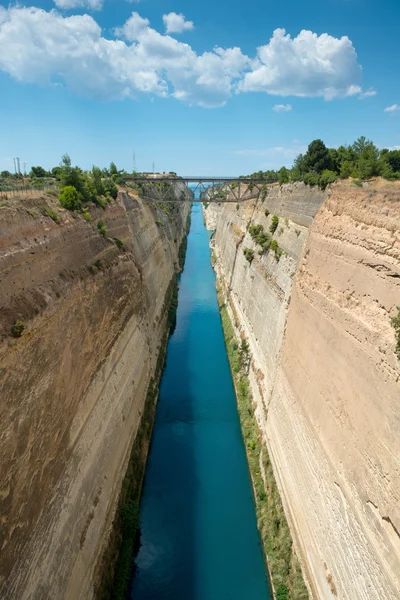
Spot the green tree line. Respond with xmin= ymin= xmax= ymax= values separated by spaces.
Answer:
xmin=245 ymin=136 xmax=400 ymax=189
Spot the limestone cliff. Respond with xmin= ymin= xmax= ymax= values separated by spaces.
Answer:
xmin=0 ymin=189 xmax=189 ymax=600
xmin=205 ymin=180 xmax=400 ymax=600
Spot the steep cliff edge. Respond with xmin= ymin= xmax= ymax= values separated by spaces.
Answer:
xmin=205 ymin=181 xmax=400 ymax=599
xmin=0 ymin=190 xmax=190 ymax=600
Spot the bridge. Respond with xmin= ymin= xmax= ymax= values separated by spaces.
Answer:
xmin=124 ymin=176 xmax=277 ymax=203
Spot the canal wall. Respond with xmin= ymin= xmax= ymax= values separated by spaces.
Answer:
xmin=204 ymin=180 xmax=400 ymax=600
xmin=0 ymin=189 xmax=190 ymax=600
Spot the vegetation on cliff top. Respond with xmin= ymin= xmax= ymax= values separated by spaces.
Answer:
xmin=219 ymin=297 xmax=309 ymax=600
xmin=244 ymin=136 xmax=400 ymax=189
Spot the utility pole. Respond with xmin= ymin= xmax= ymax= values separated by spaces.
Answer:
xmin=132 ymin=150 xmax=136 ymax=174
xmin=23 ymin=162 xmax=27 ymax=176
xmin=16 ymin=158 xmax=21 ymax=175
xmin=13 ymin=158 xmax=17 ymax=174
xmin=152 ymin=161 xmax=155 ymax=175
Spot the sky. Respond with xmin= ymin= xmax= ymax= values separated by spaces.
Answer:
xmin=0 ymin=0 xmax=399 ymax=175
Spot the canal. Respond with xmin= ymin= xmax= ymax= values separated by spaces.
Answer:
xmin=130 ymin=203 xmax=270 ymax=600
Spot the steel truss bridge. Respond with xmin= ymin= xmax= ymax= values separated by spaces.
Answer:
xmin=124 ymin=176 xmax=277 ymax=203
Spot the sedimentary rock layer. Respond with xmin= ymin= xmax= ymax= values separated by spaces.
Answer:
xmin=0 ymin=190 xmax=189 ymax=599
xmin=205 ymin=181 xmax=400 ymax=599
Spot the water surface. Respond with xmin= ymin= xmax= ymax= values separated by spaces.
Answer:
xmin=131 ymin=204 xmax=270 ymax=600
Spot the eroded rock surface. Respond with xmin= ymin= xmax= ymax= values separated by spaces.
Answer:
xmin=0 ymin=190 xmax=189 ymax=599
xmin=205 ymin=181 xmax=400 ymax=599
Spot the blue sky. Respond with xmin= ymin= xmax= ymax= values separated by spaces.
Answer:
xmin=0 ymin=0 xmax=399 ymax=175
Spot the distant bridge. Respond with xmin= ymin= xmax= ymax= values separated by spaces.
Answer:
xmin=124 ymin=176 xmax=277 ymax=203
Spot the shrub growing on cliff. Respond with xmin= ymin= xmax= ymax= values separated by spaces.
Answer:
xmin=43 ymin=207 xmax=60 ymax=224
xmin=270 ymin=215 xmax=279 ymax=234
xmin=113 ymin=237 xmax=124 ymax=249
xmin=391 ymin=307 xmax=400 ymax=359
xmin=97 ymin=220 xmax=107 ymax=236
xmin=59 ymin=185 xmax=82 ymax=211
xmin=270 ymin=239 xmax=283 ymax=261
xmin=11 ymin=319 xmax=25 ymax=338
xmin=243 ymin=248 xmax=255 ymax=264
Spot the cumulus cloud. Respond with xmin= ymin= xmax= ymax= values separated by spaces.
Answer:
xmin=0 ymin=7 xmax=365 ymax=107
xmin=239 ymin=28 xmax=362 ymax=99
xmin=162 ymin=12 xmax=194 ymax=34
xmin=358 ymin=89 xmax=377 ymax=99
xmin=54 ymin=0 xmax=103 ymax=10
xmin=384 ymin=104 xmax=400 ymax=113
xmin=273 ymin=103 xmax=292 ymax=112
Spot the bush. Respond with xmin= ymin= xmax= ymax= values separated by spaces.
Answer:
xmin=319 ymin=169 xmax=338 ymax=190
xmin=264 ymin=208 xmax=270 ymax=217
xmin=243 ymin=248 xmax=255 ymax=264
xmin=11 ymin=319 xmax=25 ymax=337
xmin=276 ymin=583 xmax=289 ymax=599
xmin=269 ymin=215 xmax=279 ymax=234
xmin=391 ymin=307 xmax=400 ymax=359
xmin=113 ymin=238 xmax=124 ymax=249
xmin=59 ymin=185 xmax=82 ymax=211
xmin=270 ymin=239 xmax=283 ymax=261
xmin=353 ymin=179 xmax=363 ymax=187
xmin=97 ymin=220 xmax=107 ymax=236
xmin=82 ymin=210 xmax=92 ymax=222
xmin=303 ymin=172 xmax=320 ymax=187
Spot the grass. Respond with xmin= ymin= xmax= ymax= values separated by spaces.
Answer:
xmin=219 ymin=299 xmax=309 ymax=600
xmin=43 ymin=207 xmax=60 ymax=224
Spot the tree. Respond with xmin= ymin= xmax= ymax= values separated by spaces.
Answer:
xmin=303 ymin=139 xmax=331 ymax=173
xmin=328 ymin=148 xmax=339 ymax=173
xmin=278 ymin=166 xmax=290 ymax=185
xmin=109 ymin=162 xmax=118 ymax=176
xmin=58 ymin=154 xmax=87 ymax=200
xmin=352 ymin=137 xmax=379 ymax=179
xmin=59 ymin=186 xmax=82 ymax=211
xmin=51 ymin=166 xmax=63 ymax=180
xmin=30 ymin=166 xmax=47 ymax=178
xmin=293 ymin=153 xmax=306 ymax=176
xmin=1 ymin=170 xmax=12 ymax=178
xmin=352 ymin=136 xmax=369 ymax=158
xmin=384 ymin=149 xmax=400 ymax=173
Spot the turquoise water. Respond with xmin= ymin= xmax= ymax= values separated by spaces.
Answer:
xmin=130 ymin=204 xmax=270 ymax=600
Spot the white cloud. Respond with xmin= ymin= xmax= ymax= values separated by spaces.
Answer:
xmin=358 ymin=89 xmax=377 ymax=99
xmin=54 ymin=0 xmax=103 ymax=10
xmin=239 ymin=28 xmax=362 ymax=99
xmin=162 ymin=12 xmax=194 ymax=34
xmin=273 ymin=103 xmax=292 ymax=112
xmin=0 ymin=7 xmax=365 ymax=108
xmin=384 ymin=104 xmax=400 ymax=113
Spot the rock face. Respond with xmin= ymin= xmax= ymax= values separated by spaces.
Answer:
xmin=205 ymin=181 xmax=400 ymax=600
xmin=0 ymin=190 xmax=189 ymax=600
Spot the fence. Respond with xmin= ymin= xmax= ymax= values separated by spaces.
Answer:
xmin=0 ymin=182 xmax=59 ymax=200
